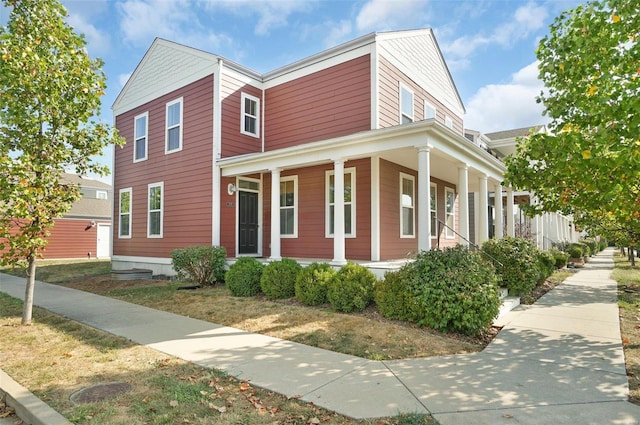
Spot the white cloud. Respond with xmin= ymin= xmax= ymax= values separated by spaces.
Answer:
xmin=66 ymin=13 xmax=111 ymax=57
xmin=117 ymin=0 xmax=194 ymax=47
xmin=356 ymin=0 xmax=429 ymax=32
xmin=464 ymin=61 xmax=548 ymax=132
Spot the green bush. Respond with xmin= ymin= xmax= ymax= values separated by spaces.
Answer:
xmin=406 ymin=246 xmax=500 ymax=336
xmin=374 ymin=269 xmax=421 ymax=322
xmin=583 ymin=239 xmax=598 ymax=255
xmin=549 ymin=247 xmax=569 ymax=269
xmin=536 ymin=250 xmax=556 ymax=284
xmin=566 ymin=244 xmax=583 ymax=258
xmin=481 ymin=237 xmax=540 ymax=296
xmin=171 ymin=245 xmax=227 ymax=286
xmin=295 ymin=262 xmax=335 ymax=306
xmin=327 ymin=262 xmax=376 ymax=312
xmin=260 ymin=258 xmax=302 ymax=299
xmin=225 ymin=257 xmax=264 ymax=297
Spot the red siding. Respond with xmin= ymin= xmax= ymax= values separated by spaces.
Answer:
xmin=264 ymin=55 xmax=372 ymax=151
xmin=113 ymin=76 xmax=214 ymax=259
xmin=220 ymin=75 xmax=263 ymax=158
xmin=378 ymin=57 xmax=464 ymax=134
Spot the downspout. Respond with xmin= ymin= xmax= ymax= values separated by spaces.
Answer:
xmin=261 ymin=85 xmax=265 ymax=152
xmin=212 ymin=58 xmax=223 ymax=246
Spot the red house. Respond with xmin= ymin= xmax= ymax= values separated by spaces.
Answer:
xmin=111 ymin=29 xmax=506 ymax=275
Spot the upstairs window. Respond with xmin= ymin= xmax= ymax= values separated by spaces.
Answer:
xmin=148 ymin=182 xmax=164 ymax=238
xmin=134 ymin=112 xmax=148 ymax=162
xmin=280 ymin=176 xmax=297 ymax=237
xmin=241 ymin=93 xmax=260 ymax=138
xmin=400 ymin=173 xmax=415 ymax=238
xmin=399 ymin=84 xmax=414 ymax=124
xmin=166 ymin=98 xmax=183 ymax=153
xmin=96 ymin=190 xmax=108 ymax=200
xmin=119 ymin=188 xmax=132 ymax=238
xmin=445 ymin=116 xmax=454 ymax=129
xmin=424 ymin=102 xmax=436 ymax=120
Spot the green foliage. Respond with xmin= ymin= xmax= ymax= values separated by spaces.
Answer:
xmin=374 ymin=269 xmax=421 ymax=322
xmin=260 ymin=258 xmax=302 ymax=299
xmin=225 ymin=258 xmax=264 ymax=297
xmin=549 ymin=247 xmax=569 ymax=269
xmin=171 ymin=246 xmax=227 ymax=286
xmin=406 ymin=246 xmax=500 ymax=336
xmin=566 ymin=245 xmax=583 ymax=259
xmin=327 ymin=262 xmax=376 ymax=312
xmin=503 ymin=0 xmax=640 ymax=249
xmin=537 ymin=250 xmax=556 ymax=284
xmin=294 ymin=262 xmax=335 ymax=306
xmin=482 ymin=237 xmax=540 ymax=296
xmin=582 ymin=239 xmax=599 ymax=256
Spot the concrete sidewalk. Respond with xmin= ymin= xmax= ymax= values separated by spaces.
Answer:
xmin=1 ymin=248 xmax=640 ymax=424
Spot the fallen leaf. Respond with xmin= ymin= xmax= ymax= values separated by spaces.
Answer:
xmin=208 ymin=403 xmax=226 ymax=413
xmin=239 ymin=382 xmax=252 ymax=391
xmin=308 ymin=418 xmax=321 ymax=424
xmin=169 ymin=400 xmax=179 ymax=407
xmin=623 ymin=337 xmax=630 ymax=345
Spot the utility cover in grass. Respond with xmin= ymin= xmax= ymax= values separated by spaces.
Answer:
xmin=70 ymin=382 xmax=132 ymax=404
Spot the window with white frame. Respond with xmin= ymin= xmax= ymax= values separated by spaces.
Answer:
xmin=445 ymin=187 xmax=455 ymax=238
xmin=430 ymin=183 xmax=437 ymax=238
xmin=280 ymin=176 xmax=297 ymax=237
xmin=241 ymin=93 xmax=260 ymax=137
xmin=134 ymin=112 xmax=148 ymax=162
xmin=166 ymin=98 xmax=182 ymax=153
xmin=399 ymin=83 xmax=414 ymax=124
xmin=444 ymin=115 xmax=453 ymax=129
xmin=148 ymin=182 xmax=163 ymax=238
xmin=424 ymin=102 xmax=436 ymax=120
xmin=326 ymin=168 xmax=355 ymax=237
xmin=96 ymin=190 xmax=108 ymax=200
xmin=400 ymin=173 xmax=415 ymax=238
xmin=119 ymin=188 xmax=132 ymax=238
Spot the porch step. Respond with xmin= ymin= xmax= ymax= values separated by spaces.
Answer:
xmin=497 ymin=296 xmax=520 ymax=319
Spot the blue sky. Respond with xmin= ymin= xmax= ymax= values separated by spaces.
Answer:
xmin=1 ymin=0 xmax=584 ymax=182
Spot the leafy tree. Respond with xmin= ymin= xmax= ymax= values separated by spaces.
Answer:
xmin=504 ymin=0 xmax=639 ymax=256
xmin=0 ymin=0 xmax=124 ymax=324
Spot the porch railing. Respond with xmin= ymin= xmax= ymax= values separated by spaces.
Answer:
xmin=436 ymin=219 xmax=503 ymax=269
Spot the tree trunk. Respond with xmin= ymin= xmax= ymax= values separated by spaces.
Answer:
xmin=22 ymin=254 xmax=37 ymax=325
xmin=621 ymin=246 xmax=626 ymax=256
xmin=631 ymin=246 xmax=637 ymax=267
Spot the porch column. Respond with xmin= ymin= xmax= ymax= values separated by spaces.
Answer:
xmin=478 ymin=175 xmax=489 ymax=244
xmin=494 ymin=183 xmax=503 ymax=239
xmin=417 ymin=146 xmax=431 ymax=252
xmin=506 ymin=187 xmax=515 ymax=237
xmin=269 ymin=168 xmax=282 ymax=261
xmin=332 ymin=159 xmax=347 ymax=265
xmin=457 ymin=164 xmax=469 ymax=246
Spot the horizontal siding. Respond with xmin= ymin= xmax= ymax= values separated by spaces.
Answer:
xmin=113 ymin=76 xmax=214 ymax=259
xmin=220 ymin=75 xmax=263 ymax=158
xmin=378 ymin=57 xmax=464 ymax=134
xmin=264 ymin=55 xmax=371 ymax=151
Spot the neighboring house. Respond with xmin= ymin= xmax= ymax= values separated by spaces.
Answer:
xmin=482 ymin=126 xmax=581 ymax=249
xmin=111 ymin=29 xmax=511 ymax=275
xmin=0 ymin=173 xmax=112 ymax=260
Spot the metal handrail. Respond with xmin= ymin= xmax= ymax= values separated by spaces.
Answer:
xmin=436 ymin=219 xmax=503 ymax=268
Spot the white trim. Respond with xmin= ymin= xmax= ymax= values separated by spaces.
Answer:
xmin=370 ymin=156 xmax=380 ymax=261
xmin=325 ymin=167 xmax=356 ymax=238
xmin=399 ymin=172 xmax=415 ymax=238
xmin=118 ymin=187 xmax=132 ymax=239
xmin=147 ymin=182 xmax=164 ymax=238
xmin=424 ymin=101 xmax=436 ymax=120
xmin=96 ymin=223 xmax=111 ymax=258
xmin=399 ymin=82 xmax=414 ymax=124
xmin=370 ymin=44 xmax=379 ymax=130
xmin=133 ymin=112 xmax=148 ymax=162
xmin=212 ymin=59 xmax=222 ymax=246
xmin=445 ymin=186 xmax=455 ymax=239
xmin=241 ymin=92 xmax=260 ymax=138
xmin=430 ymin=183 xmax=437 ymax=239
xmin=279 ymin=175 xmax=298 ymax=238
xmin=235 ymin=176 xmax=263 ymax=257
xmin=165 ymin=98 xmax=183 ymax=154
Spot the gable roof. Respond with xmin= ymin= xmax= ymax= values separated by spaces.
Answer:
xmin=485 ymin=125 xmax=545 ymax=141
xmin=62 ymin=173 xmax=112 ymax=220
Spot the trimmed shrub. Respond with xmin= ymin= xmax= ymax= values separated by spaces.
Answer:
xmin=171 ymin=245 xmax=227 ymax=286
xmin=374 ymin=268 xmax=421 ymax=322
xmin=406 ymin=246 xmax=500 ymax=336
xmin=327 ymin=262 xmax=376 ymax=312
xmin=566 ymin=244 xmax=583 ymax=259
xmin=295 ymin=262 xmax=335 ymax=306
xmin=549 ymin=247 xmax=569 ymax=269
xmin=536 ymin=250 xmax=556 ymax=284
xmin=260 ymin=258 xmax=302 ymax=299
xmin=482 ymin=237 xmax=540 ymax=296
xmin=225 ymin=257 xmax=264 ymax=297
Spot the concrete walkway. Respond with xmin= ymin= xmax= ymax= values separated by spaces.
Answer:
xmin=1 ymin=248 xmax=640 ymax=424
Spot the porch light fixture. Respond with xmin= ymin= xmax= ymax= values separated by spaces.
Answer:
xmin=227 ymin=183 xmax=237 ymax=195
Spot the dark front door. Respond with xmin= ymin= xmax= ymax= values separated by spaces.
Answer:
xmin=238 ymin=190 xmax=259 ymax=254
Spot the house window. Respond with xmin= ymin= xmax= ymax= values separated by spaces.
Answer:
xmin=445 ymin=187 xmax=455 ymax=238
xmin=430 ymin=183 xmax=437 ymax=238
xmin=424 ymin=102 xmax=436 ymax=120
xmin=96 ymin=190 xmax=108 ymax=200
xmin=445 ymin=116 xmax=453 ymax=129
xmin=166 ymin=98 xmax=182 ymax=153
xmin=399 ymin=83 xmax=414 ymax=124
xmin=400 ymin=173 xmax=415 ymax=238
xmin=148 ymin=182 xmax=163 ymax=238
xmin=119 ymin=188 xmax=132 ymax=238
xmin=134 ymin=112 xmax=148 ymax=162
xmin=280 ymin=176 xmax=297 ymax=237
xmin=326 ymin=168 xmax=355 ymax=237
xmin=241 ymin=93 xmax=260 ymax=138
